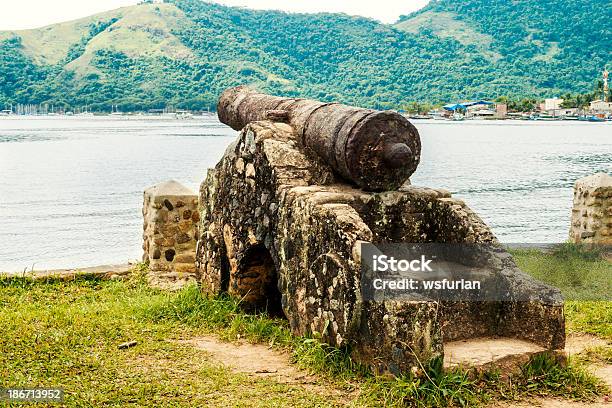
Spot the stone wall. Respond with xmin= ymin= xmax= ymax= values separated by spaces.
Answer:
xmin=570 ymin=173 xmax=612 ymax=245
xmin=196 ymin=121 xmax=565 ymax=375
xmin=143 ymin=180 xmax=199 ymax=289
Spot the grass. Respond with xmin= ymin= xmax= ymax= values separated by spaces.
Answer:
xmin=139 ymin=281 xmax=610 ymax=407
xmin=0 ymin=3 xmax=191 ymax=68
xmin=565 ymin=301 xmax=612 ymax=339
xmin=509 ymin=243 xmax=611 ymax=301
xmin=579 ymin=346 xmax=612 ymax=365
xmin=0 ymin=274 xmax=346 ymax=407
xmin=1 ymin=255 xmax=610 ymax=407
xmin=510 ymin=243 xmax=612 ymax=340
xmin=394 ymin=11 xmax=502 ymax=62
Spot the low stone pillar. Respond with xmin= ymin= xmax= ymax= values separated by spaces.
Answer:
xmin=570 ymin=173 xmax=612 ymax=245
xmin=143 ymin=180 xmax=199 ymax=289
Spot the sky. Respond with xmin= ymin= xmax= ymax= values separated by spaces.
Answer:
xmin=0 ymin=0 xmax=429 ymax=30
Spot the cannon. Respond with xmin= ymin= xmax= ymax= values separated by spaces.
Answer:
xmin=217 ymin=86 xmax=421 ymax=191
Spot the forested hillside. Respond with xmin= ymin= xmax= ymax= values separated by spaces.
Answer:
xmin=0 ymin=0 xmax=610 ymax=111
xmin=398 ymin=0 xmax=611 ymax=97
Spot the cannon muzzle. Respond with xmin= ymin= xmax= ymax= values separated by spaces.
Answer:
xmin=217 ymin=86 xmax=421 ymax=191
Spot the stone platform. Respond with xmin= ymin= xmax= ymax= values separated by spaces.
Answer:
xmin=196 ymin=119 xmax=565 ymax=375
xmin=443 ymin=337 xmax=552 ymax=372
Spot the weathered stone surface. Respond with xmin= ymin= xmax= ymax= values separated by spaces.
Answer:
xmin=197 ymin=117 xmax=565 ymax=375
xmin=443 ymin=337 xmax=561 ymax=374
xmin=570 ymin=173 xmax=612 ymax=245
xmin=143 ymin=180 xmax=199 ymax=290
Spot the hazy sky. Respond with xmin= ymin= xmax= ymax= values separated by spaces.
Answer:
xmin=0 ymin=0 xmax=429 ymax=30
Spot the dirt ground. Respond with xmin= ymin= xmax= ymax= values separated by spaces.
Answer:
xmin=180 ymin=337 xmax=359 ymax=401
xmin=182 ymin=334 xmax=611 ymax=407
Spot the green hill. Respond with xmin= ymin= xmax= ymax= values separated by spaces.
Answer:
xmin=0 ymin=0 xmax=610 ymax=111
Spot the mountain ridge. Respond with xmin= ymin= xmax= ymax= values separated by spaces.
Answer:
xmin=0 ymin=0 xmax=610 ymax=111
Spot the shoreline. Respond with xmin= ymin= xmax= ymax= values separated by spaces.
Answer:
xmin=1 ymin=114 xmax=611 ymax=131
xmin=0 ymin=264 xmax=133 ymax=281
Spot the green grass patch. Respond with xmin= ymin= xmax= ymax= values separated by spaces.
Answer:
xmin=0 ymin=276 xmax=345 ymax=407
xmin=578 ymin=346 xmax=612 ymax=365
xmin=1 ymin=257 xmax=609 ymax=407
xmin=509 ymin=243 xmax=611 ymax=302
xmin=510 ymin=243 xmax=612 ymax=340
xmin=141 ymin=284 xmax=365 ymax=379
xmin=564 ymin=301 xmax=612 ymax=339
xmin=140 ymin=282 xmax=609 ymax=407
xmin=513 ymin=354 xmax=605 ymax=400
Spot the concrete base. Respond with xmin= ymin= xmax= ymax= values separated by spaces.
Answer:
xmin=443 ymin=337 xmax=560 ymax=373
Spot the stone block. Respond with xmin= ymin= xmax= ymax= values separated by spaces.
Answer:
xmin=143 ymin=180 xmax=198 ymax=290
xmin=569 ymin=173 xmax=612 ymax=245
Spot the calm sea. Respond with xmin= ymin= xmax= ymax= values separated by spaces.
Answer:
xmin=0 ymin=116 xmax=610 ymax=271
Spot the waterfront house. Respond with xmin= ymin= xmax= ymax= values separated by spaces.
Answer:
xmin=538 ymin=98 xmax=565 ymax=117
xmin=558 ymin=108 xmax=578 ymax=116
xmin=543 ymin=98 xmax=564 ymax=111
xmin=470 ymin=109 xmax=495 ymax=118
xmin=495 ymin=103 xmax=508 ymax=118
xmin=589 ymin=100 xmax=612 ymax=113
xmin=443 ymin=101 xmax=495 ymax=119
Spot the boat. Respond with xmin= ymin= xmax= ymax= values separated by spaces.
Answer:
xmin=428 ymin=112 xmax=446 ymax=120
xmin=538 ymin=114 xmax=560 ymax=121
xmin=587 ymin=116 xmax=605 ymax=122
xmin=176 ymin=110 xmax=194 ymax=120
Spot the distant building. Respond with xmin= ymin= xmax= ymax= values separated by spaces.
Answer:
xmin=590 ymin=100 xmax=612 ymax=113
xmin=466 ymin=101 xmax=493 ymax=112
xmin=495 ymin=103 xmax=508 ymax=118
xmin=558 ymin=108 xmax=578 ymax=116
xmin=470 ymin=109 xmax=495 ymax=118
xmin=443 ymin=101 xmax=495 ymax=118
xmin=543 ymin=98 xmax=564 ymax=112
xmin=537 ymin=98 xmax=565 ymax=116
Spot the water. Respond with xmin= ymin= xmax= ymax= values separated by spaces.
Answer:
xmin=0 ymin=116 xmax=610 ymax=271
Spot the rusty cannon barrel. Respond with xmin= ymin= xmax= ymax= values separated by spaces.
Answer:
xmin=217 ymin=86 xmax=421 ymax=191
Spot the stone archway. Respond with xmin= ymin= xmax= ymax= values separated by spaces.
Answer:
xmin=234 ymin=244 xmax=284 ymax=317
